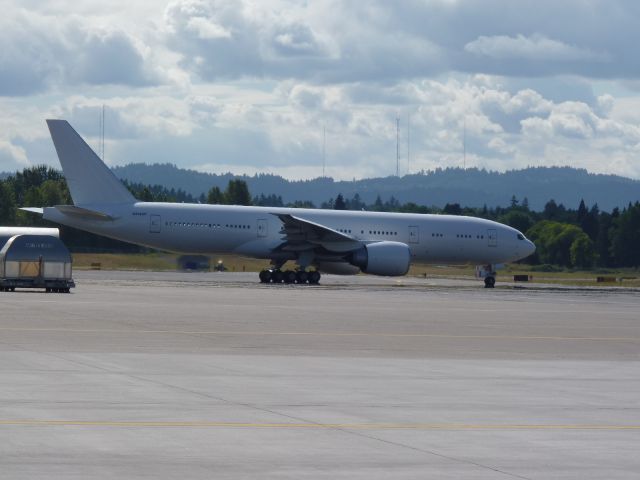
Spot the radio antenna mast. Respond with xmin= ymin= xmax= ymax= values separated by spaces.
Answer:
xmin=323 ymin=125 xmax=326 ymax=178
xmin=407 ymin=113 xmax=410 ymax=175
xmin=463 ymin=116 xmax=466 ymax=170
xmin=396 ymin=117 xmax=400 ymax=177
xmin=101 ymin=105 xmax=105 ymax=161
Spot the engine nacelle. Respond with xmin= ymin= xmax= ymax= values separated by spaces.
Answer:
xmin=315 ymin=262 xmax=361 ymax=275
xmin=350 ymin=241 xmax=411 ymax=276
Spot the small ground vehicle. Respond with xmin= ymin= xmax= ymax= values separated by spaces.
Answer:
xmin=0 ymin=234 xmax=75 ymax=293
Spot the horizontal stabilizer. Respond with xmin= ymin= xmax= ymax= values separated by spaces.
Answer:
xmin=20 ymin=207 xmax=44 ymax=215
xmin=54 ymin=205 xmax=114 ymax=221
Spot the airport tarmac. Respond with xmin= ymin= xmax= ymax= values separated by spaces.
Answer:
xmin=1 ymin=271 xmax=639 ymax=479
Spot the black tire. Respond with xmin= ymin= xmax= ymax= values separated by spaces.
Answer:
xmin=308 ymin=271 xmax=321 ymax=284
xmin=46 ymin=288 xmax=51 ymax=293
xmin=283 ymin=270 xmax=297 ymax=284
xmin=296 ymin=271 xmax=309 ymax=284
xmin=259 ymin=270 xmax=272 ymax=283
xmin=271 ymin=269 xmax=284 ymax=284
xmin=484 ymin=276 xmax=496 ymax=288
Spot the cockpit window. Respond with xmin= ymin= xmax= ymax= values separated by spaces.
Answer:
xmin=517 ymin=233 xmax=525 ymax=240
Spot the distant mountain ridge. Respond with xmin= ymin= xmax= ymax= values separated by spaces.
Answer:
xmin=109 ymin=163 xmax=639 ymax=211
xmin=2 ymin=164 xmax=638 ymax=211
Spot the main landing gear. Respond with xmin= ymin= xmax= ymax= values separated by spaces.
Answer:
xmin=259 ymin=269 xmax=321 ymax=285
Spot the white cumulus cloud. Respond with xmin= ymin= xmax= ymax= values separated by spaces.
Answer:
xmin=0 ymin=140 xmax=29 ymax=169
xmin=465 ymin=34 xmax=607 ymax=62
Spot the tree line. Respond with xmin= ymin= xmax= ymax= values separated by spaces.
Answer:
xmin=1 ymin=166 xmax=639 ymax=268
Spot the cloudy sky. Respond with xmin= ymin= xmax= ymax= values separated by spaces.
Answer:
xmin=2 ymin=0 xmax=640 ymax=180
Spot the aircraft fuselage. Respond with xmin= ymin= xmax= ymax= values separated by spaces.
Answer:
xmin=43 ymin=202 xmax=534 ymax=266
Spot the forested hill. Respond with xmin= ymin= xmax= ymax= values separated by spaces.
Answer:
xmin=106 ymin=164 xmax=639 ymax=211
xmin=2 ymin=163 xmax=636 ymax=210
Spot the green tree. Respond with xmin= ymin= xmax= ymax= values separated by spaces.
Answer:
xmin=385 ymin=196 xmax=400 ymax=210
xmin=10 ymin=165 xmax=64 ymax=205
xmin=321 ymin=198 xmax=334 ymax=209
xmin=253 ymin=194 xmax=283 ymax=207
xmin=40 ymin=179 xmax=70 ymax=206
xmin=287 ymin=200 xmax=315 ymax=209
xmin=334 ymin=193 xmax=346 ymax=210
xmin=570 ymin=234 xmax=596 ymax=268
xmin=206 ymin=186 xmax=225 ymax=204
xmin=576 ymin=199 xmax=588 ymax=223
xmin=595 ymin=211 xmax=614 ymax=267
xmin=139 ymin=187 xmax=154 ymax=202
xmin=542 ymin=199 xmax=568 ymax=222
xmin=582 ymin=204 xmax=599 ymax=241
xmin=443 ymin=203 xmax=462 ymax=215
xmin=527 ymin=221 xmax=589 ymax=267
xmin=610 ymin=202 xmax=640 ymax=267
xmin=23 ymin=186 xmax=43 ymax=207
xmin=0 ymin=182 xmax=16 ymax=224
xmin=347 ymin=193 xmax=365 ymax=210
xmin=224 ymin=180 xmax=252 ymax=205
xmin=499 ymin=210 xmax=534 ymax=234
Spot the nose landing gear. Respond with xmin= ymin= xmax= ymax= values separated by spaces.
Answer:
xmin=483 ymin=276 xmax=496 ymax=288
xmin=476 ymin=264 xmax=500 ymax=288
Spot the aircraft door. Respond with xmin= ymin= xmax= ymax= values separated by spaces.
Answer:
xmin=487 ymin=228 xmax=497 ymax=247
xmin=257 ymin=219 xmax=268 ymax=238
xmin=408 ymin=225 xmax=419 ymax=244
xmin=150 ymin=215 xmax=161 ymax=233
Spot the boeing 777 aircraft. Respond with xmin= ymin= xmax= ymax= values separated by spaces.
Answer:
xmin=24 ymin=120 xmax=535 ymax=287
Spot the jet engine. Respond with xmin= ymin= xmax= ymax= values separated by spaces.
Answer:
xmin=314 ymin=262 xmax=361 ymax=275
xmin=350 ymin=241 xmax=411 ymax=276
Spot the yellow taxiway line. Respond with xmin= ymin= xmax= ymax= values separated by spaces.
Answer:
xmin=0 ymin=326 xmax=637 ymax=342
xmin=1 ymin=420 xmax=639 ymax=430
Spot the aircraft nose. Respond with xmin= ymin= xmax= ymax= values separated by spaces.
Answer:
xmin=526 ymin=240 xmax=536 ymax=256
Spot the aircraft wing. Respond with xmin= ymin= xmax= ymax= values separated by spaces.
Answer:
xmin=273 ymin=213 xmax=362 ymax=253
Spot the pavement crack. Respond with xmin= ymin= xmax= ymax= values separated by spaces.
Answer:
xmin=331 ymin=428 xmax=533 ymax=480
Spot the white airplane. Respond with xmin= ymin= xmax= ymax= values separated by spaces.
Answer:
xmin=23 ymin=120 xmax=535 ymax=287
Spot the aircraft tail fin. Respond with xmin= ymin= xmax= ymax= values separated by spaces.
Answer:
xmin=46 ymin=119 xmax=136 ymax=206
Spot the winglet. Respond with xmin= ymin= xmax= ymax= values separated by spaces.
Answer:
xmin=46 ymin=119 xmax=136 ymax=206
